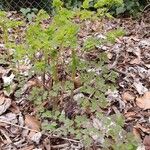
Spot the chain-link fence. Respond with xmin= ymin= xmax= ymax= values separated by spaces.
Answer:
xmin=0 ymin=0 xmax=84 ymax=12
xmin=0 ymin=0 xmax=52 ymax=12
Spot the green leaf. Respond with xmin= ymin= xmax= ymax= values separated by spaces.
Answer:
xmin=106 ymin=28 xmax=125 ymax=43
xmin=116 ymin=5 xmax=126 ymax=15
xmin=83 ymin=37 xmax=100 ymax=51
xmin=42 ymin=111 xmax=52 ymax=118
xmin=26 ymin=12 xmax=35 ymax=22
xmin=53 ymin=0 xmax=63 ymax=8
xmin=20 ymin=8 xmax=31 ymax=16
xmin=42 ymin=122 xmax=57 ymax=131
xmin=82 ymin=0 xmax=93 ymax=9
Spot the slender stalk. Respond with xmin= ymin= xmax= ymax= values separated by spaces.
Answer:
xmin=70 ymin=49 xmax=77 ymax=101
xmin=0 ymin=22 xmax=8 ymax=44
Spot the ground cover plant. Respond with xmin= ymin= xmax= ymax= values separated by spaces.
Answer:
xmin=1 ymin=0 xmax=148 ymax=15
xmin=0 ymin=0 xmax=150 ymax=149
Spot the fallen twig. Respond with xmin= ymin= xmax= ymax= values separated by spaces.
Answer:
xmin=51 ymin=143 xmax=70 ymax=149
xmin=0 ymin=119 xmax=82 ymax=144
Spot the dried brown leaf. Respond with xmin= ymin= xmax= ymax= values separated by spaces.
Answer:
xmin=8 ymin=102 xmax=20 ymax=114
xmin=143 ymin=136 xmax=150 ymax=150
xmin=0 ymin=128 xmax=12 ymax=144
xmin=124 ymin=111 xmax=136 ymax=118
xmin=19 ymin=145 xmax=35 ymax=150
xmin=144 ymin=64 xmax=150 ymax=69
xmin=74 ymin=76 xmax=82 ymax=89
xmin=135 ymin=124 xmax=150 ymax=134
xmin=136 ymin=91 xmax=150 ymax=110
xmin=122 ymin=91 xmax=135 ymax=102
xmin=0 ymin=95 xmax=11 ymax=115
xmin=133 ymin=127 xmax=141 ymax=141
xmin=130 ymin=58 xmax=141 ymax=65
xmin=25 ymin=115 xmax=41 ymax=131
xmin=28 ymin=131 xmax=42 ymax=144
xmin=43 ymin=137 xmax=51 ymax=150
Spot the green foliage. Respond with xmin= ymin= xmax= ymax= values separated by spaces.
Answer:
xmin=63 ymin=0 xmax=83 ymax=8
xmin=28 ymin=87 xmax=48 ymax=105
xmin=0 ymin=1 xmax=138 ymax=148
xmin=115 ymin=0 xmax=145 ymax=16
xmin=94 ymin=0 xmax=123 ymax=8
xmin=106 ymin=28 xmax=125 ymax=43
xmin=0 ymin=0 xmax=147 ymax=17
xmin=76 ymin=9 xmax=96 ymax=20
xmin=0 ymin=11 xmax=23 ymax=44
xmin=83 ymin=37 xmax=101 ymax=51
xmin=12 ymin=7 xmax=78 ymax=81
xmin=82 ymin=0 xmax=93 ymax=9
xmin=83 ymin=28 xmax=125 ymax=52
xmin=82 ymin=0 xmax=147 ymax=17
xmin=20 ymin=8 xmax=38 ymax=21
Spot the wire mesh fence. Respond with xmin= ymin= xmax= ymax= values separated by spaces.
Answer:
xmin=0 ymin=0 xmax=52 ymax=12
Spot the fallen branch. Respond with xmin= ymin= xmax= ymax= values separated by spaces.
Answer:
xmin=51 ymin=143 xmax=70 ymax=149
xmin=0 ymin=119 xmax=82 ymax=144
xmin=111 ymin=68 xmax=126 ymax=75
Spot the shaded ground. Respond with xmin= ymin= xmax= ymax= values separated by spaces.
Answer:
xmin=0 ymin=11 xmax=150 ymax=149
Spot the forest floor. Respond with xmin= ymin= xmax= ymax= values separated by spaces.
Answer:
xmin=0 ymin=10 xmax=150 ymax=150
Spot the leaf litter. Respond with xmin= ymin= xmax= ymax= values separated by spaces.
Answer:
xmin=0 ymin=10 xmax=150 ymax=149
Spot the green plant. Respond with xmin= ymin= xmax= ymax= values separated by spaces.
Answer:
xmin=81 ymin=0 xmax=147 ymax=17
xmin=83 ymin=28 xmax=125 ymax=52
xmin=20 ymin=7 xmax=38 ymax=21
xmin=63 ymin=0 xmax=83 ymax=8
xmin=94 ymin=0 xmax=123 ymax=8
xmin=106 ymin=28 xmax=125 ymax=43
xmin=0 ymin=11 xmax=23 ymax=44
xmin=7 ymin=0 xmax=79 ymax=105
xmin=115 ymin=0 xmax=147 ymax=16
xmin=0 ymin=0 xmax=138 ymax=148
xmin=108 ymin=0 xmax=149 ymax=17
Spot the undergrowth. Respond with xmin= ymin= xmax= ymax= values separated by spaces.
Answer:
xmin=1 ymin=0 xmax=147 ymax=18
xmin=0 ymin=0 xmax=138 ymax=149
